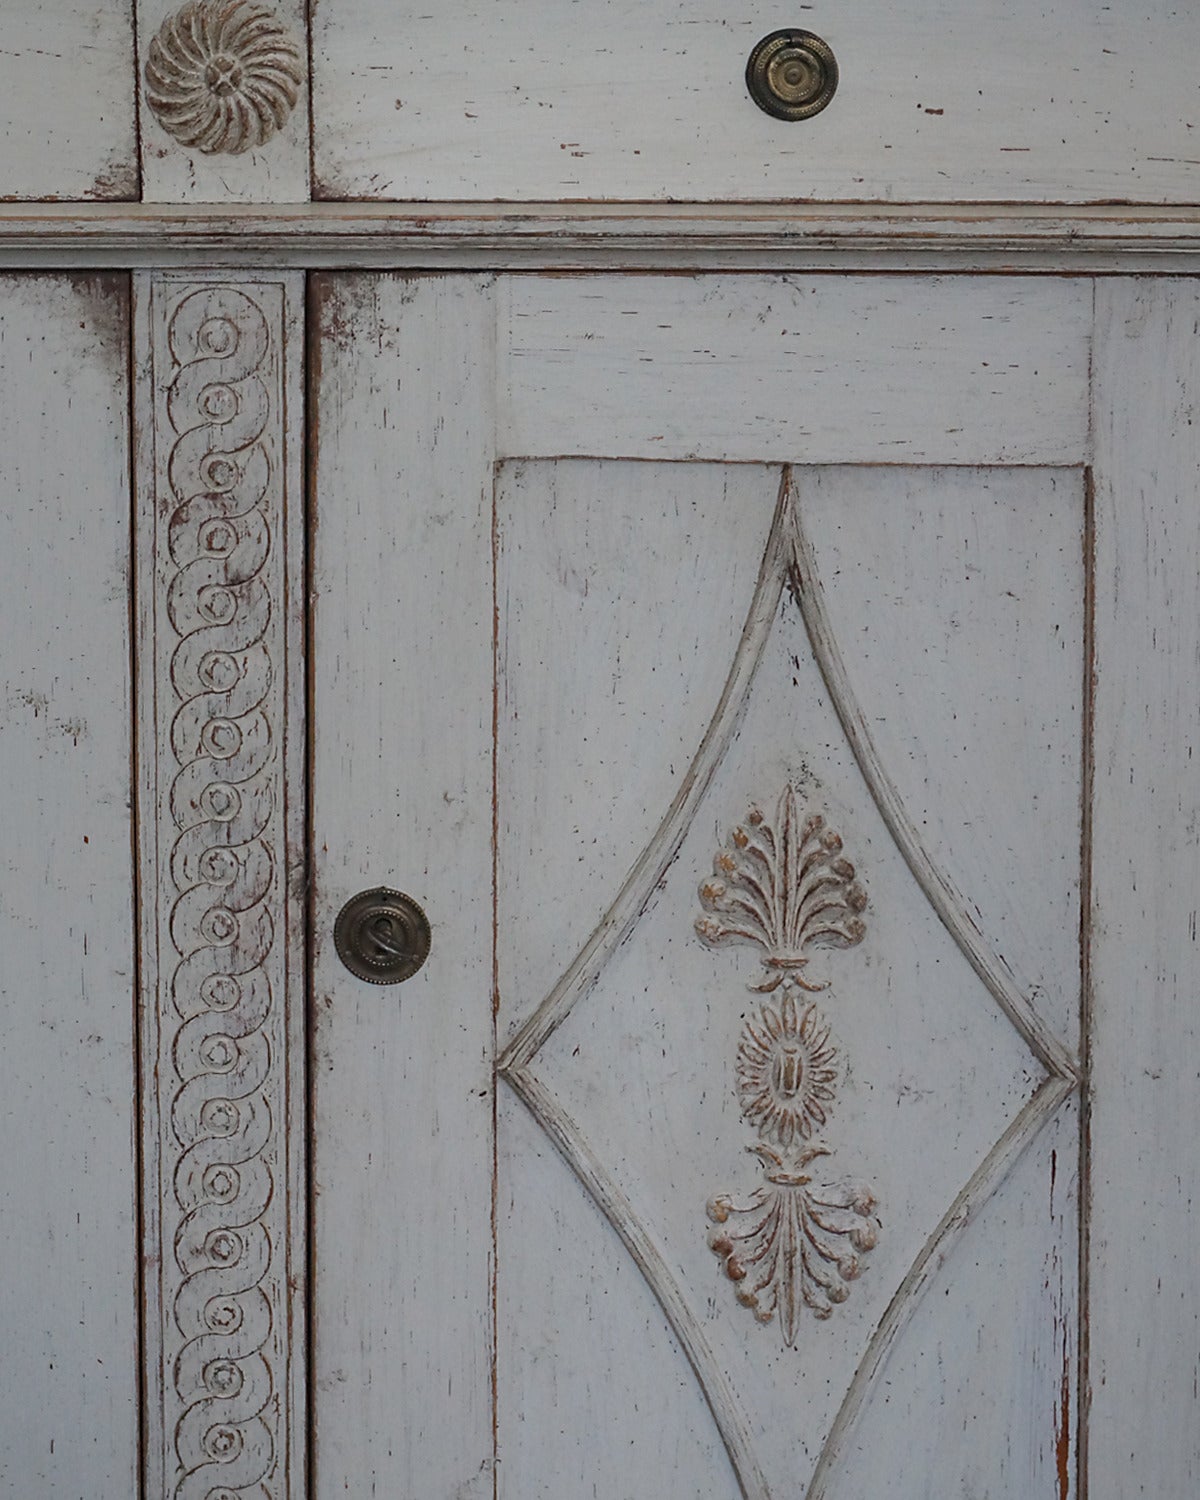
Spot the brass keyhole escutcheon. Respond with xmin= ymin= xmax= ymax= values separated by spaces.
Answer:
xmin=334 ymin=888 xmax=432 ymax=984
xmin=746 ymin=29 xmax=838 ymax=121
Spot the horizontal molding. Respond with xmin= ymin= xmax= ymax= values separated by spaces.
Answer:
xmin=3 ymin=202 xmax=1200 ymax=269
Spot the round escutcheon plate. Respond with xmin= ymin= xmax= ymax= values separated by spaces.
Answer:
xmin=745 ymin=29 xmax=839 ymax=121
xmin=334 ymin=887 xmax=432 ymax=985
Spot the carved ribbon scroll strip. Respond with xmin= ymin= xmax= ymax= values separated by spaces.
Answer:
xmin=137 ymin=274 xmax=304 ymax=1499
xmin=697 ymin=785 xmax=880 ymax=1345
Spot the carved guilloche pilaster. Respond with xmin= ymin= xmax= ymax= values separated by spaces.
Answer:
xmin=135 ymin=272 xmax=305 ymax=1500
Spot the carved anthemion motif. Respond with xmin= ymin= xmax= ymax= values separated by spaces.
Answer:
xmin=140 ymin=276 xmax=301 ymax=1498
xmin=708 ymin=1140 xmax=879 ymax=1344
xmin=698 ymin=786 xmax=879 ymax=1345
xmin=696 ymin=788 xmax=868 ymax=992
xmin=145 ymin=0 xmax=304 ymax=155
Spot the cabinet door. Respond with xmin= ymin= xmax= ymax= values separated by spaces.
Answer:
xmin=308 ymin=274 xmax=1197 ymax=1499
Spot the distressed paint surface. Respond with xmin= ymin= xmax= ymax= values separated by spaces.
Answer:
xmin=1089 ymin=279 xmax=1200 ymax=1495
xmin=0 ymin=5 xmax=138 ymax=199
xmin=495 ymin=457 xmax=1080 ymax=1497
xmin=0 ymin=274 xmax=138 ymax=1494
xmin=498 ymin=275 xmax=1092 ymax=465
xmin=801 ymin=465 xmax=1086 ymax=1052
xmin=138 ymin=0 xmax=312 ymax=202
xmin=310 ymin=276 xmax=1089 ymax=1497
xmin=6 ymin=203 xmax=1200 ymax=273
xmin=311 ymin=2 xmax=1200 ymax=204
xmin=0 ymin=91 xmax=1191 ymax=1483
xmin=308 ymin=274 xmax=497 ymax=1498
xmin=135 ymin=270 xmax=307 ymax=1500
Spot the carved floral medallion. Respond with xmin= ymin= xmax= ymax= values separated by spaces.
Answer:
xmin=144 ymin=0 xmax=303 ymax=155
xmin=697 ymin=785 xmax=880 ymax=1346
xmin=737 ymin=991 xmax=837 ymax=1147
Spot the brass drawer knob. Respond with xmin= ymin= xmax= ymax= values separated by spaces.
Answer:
xmin=746 ymin=29 xmax=838 ymax=121
xmin=334 ymin=888 xmax=432 ymax=984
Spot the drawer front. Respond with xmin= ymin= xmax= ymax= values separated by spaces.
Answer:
xmin=311 ymin=1 xmax=1200 ymax=203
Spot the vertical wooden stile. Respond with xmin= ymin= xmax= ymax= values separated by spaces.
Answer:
xmin=0 ymin=274 xmax=140 ymax=1495
xmin=1089 ymin=278 xmax=1200 ymax=1496
xmin=135 ymin=271 xmax=306 ymax=1499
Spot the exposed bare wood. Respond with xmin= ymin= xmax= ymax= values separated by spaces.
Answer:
xmin=498 ymin=470 xmax=789 ymax=1076
xmin=808 ymin=1073 xmax=1075 ymax=1499
xmin=499 ymin=275 xmax=1092 ymax=466
xmin=3 ymin=9 xmax=1196 ymax=1478
xmin=504 ymin=1066 xmax=770 ymax=1500
xmin=0 ymin=7 xmax=138 ymax=200
xmin=495 ymin=448 xmax=1083 ymax=1496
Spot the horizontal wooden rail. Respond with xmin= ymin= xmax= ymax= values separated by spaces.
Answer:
xmin=2 ymin=202 xmax=1200 ymax=269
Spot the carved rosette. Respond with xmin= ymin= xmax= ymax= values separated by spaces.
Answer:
xmin=145 ymin=0 xmax=303 ymax=155
xmin=697 ymin=786 xmax=879 ymax=1346
xmin=141 ymin=277 xmax=301 ymax=1497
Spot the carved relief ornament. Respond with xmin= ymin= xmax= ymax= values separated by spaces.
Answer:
xmin=140 ymin=276 xmax=303 ymax=1500
xmin=697 ymin=785 xmax=880 ymax=1345
xmin=145 ymin=0 xmax=303 ymax=155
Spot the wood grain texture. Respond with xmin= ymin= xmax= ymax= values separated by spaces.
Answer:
xmin=308 ymin=274 xmax=497 ymax=1498
xmin=0 ymin=275 xmax=137 ymax=1494
xmin=798 ymin=465 xmax=1085 ymax=1055
xmin=822 ymin=1100 xmax=1080 ymax=1500
xmin=138 ymin=0 xmax=312 ymax=202
xmin=497 ymin=457 xmax=1077 ymax=1496
xmin=311 ymin=2 xmax=1200 ymax=205
xmin=135 ymin=269 xmax=307 ymax=1500
xmin=493 ymin=459 xmax=777 ymax=1042
xmin=515 ymin=576 xmax=1057 ymax=1496
xmin=790 ymin=476 xmax=1079 ymax=1084
xmin=7 ymin=204 xmax=1200 ymax=272
xmin=1089 ymin=279 xmax=1200 ymax=1496
xmin=499 ymin=275 xmax=1092 ymax=464
xmin=497 ymin=1087 xmax=741 ymax=1499
xmin=0 ymin=5 xmax=138 ymax=199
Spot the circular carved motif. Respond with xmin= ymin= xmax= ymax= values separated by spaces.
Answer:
xmin=737 ymin=992 xmax=839 ymax=1147
xmin=144 ymin=0 xmax=303 ymax=156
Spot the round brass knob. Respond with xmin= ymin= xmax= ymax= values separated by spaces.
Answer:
xmin=334 ymin=888 xmax=431 ymax=985
xmin=746 ymin=29 xmax=838 ymax=121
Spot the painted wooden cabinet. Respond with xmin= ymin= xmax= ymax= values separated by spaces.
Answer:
xmin=2 ymin=6 xmax=1200 ymax=1499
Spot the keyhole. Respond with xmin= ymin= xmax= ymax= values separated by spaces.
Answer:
xmin=365 ymin=914 xmax=408 ymax=961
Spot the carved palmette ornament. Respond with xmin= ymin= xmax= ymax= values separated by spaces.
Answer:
xmin=696 ymin=784 xmax=868 ymax=992
xmin=145 ymin=0 xmax=303 ymax=155
xmin=698 ymin=786 xmax=879 ymax=1346
xmin=709 ymin=1142 xmax=879 ymax=1346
